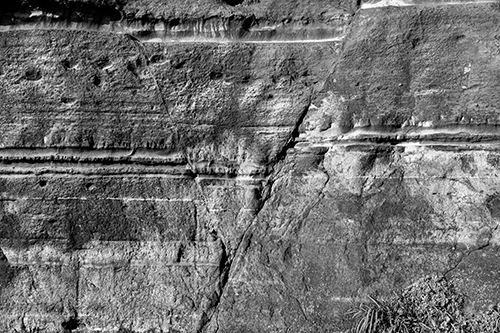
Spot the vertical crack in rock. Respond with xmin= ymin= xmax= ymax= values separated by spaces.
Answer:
xmin=205 ymin=187 xmax=272 ymax=333
xmin=73 ymin=254 xmax=81 ymax=330
xmin=293 ymin=296 xmax=311 ymax=323
xmin=0 ymin=247 xmax=9 ymax=298
xmin=212 ymin=157 xmax=330 ymax=331
xmin=274 ymin=98 xmax=312 ymax=163
xmin=231 ymin=97 xmax=316 ymax=257
xmin=444 ymin=224 xmax=499 ymax=277
xmin=196 ymin=237 xmax=230 ymax=333
xmin=196 ymin=183 xmax=269 ymax=333
xmin=3 ymin=0 xmax=500 ymax=331
xmin=293 ymin=165 xmax=331 ymax=235
xmin=0 ymin=247 xmax=6 ymax=262
xmin=125 ymin=34 xmax=170 ymax=116
xmin=196 ymin=166 xmax=283 ymax=332
xmin=196 ymin=97 xmax=337 ymax=332
xmin=191 ymin=172 xmax=234 ymax=333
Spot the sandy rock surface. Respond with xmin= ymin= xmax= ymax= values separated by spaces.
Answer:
xmin=1 ymin=0 xmax=500 ymax=332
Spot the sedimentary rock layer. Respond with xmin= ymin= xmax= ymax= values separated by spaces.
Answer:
xmin=1 ymin=0 xmax=500 ymax=332
xmin=0 ymin=0 xmax=355 ymax=41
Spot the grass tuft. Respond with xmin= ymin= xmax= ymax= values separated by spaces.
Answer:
xmin=349 ymin=275 xmax=500 ymax=333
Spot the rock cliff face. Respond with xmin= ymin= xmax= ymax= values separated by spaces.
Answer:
xmin=1 ymin=0 xmax=500 ymax=332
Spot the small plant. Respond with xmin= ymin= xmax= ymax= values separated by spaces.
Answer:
xmin=349 ymin=275 xmax=500 ymax=333
xmin=349 ymin=295 xmax=397 ymax=333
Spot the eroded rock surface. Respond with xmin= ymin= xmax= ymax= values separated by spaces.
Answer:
xmin=1 ymin=0 xmax=500 ymax=332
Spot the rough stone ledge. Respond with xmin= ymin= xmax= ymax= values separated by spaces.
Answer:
xmin=0 ymin=0 xmax=355 ymax=42
xmin=0 ymin=20 xmax=349 ymax=43
xmin=361 ymin=0 xmax=497 ymax=9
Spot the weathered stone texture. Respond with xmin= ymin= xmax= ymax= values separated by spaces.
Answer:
xmin=324 ymin=4 xmax=500 ymax=130
xmin=0 ymin=29 xmax=334 ymax=169
xmin=208 ymin=144 xmax=500 ymax=332
xmin=1 ymin=0 xmax=500 ymax=332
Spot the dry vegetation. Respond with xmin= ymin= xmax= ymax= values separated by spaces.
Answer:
xmin=350 ymin=275 xmax=500 ymax=333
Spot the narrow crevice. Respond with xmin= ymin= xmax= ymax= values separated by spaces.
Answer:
xmin=444 ymin=225 xmax=498 ymax=277
xmin=125 ymin=34 xmax=170 ymax=117
xmin=291 ymin=169 xmax=330 ymax=237
xmin=199 ymin=154 xmax=330 ymax=331
xmin=293 ymin=296 xmax=311 ymax=322
xmin=191 ymin=173 xmax=238 ymax=333
xmin=218 ymin=241 xmax=231 ymax=290
xmin=196 ymin=169 xmax=276 ymax=333
xmin=175 ymin=244 xmax=185 ymax=263
xmin=75 ymin=255 xmax=80 ymax=313
xmin=274 ymin=98 xmax=312 ymax=164
xmin=196 ymin=238 xmax=231 ymax=333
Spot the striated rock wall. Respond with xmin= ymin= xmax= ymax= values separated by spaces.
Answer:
xmin=1 ymin=0 xmax=500 ymax=332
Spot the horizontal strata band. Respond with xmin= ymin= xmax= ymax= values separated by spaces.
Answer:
xmin=0 ymin=23 xmax=346 ymax=43
xmin=361 ymin=0 xmax=498 ymax=8
xmin=300 ymin=124 xmax=500 ymax=145
xmin=0 ymin=125 xmax=498 ymax=164
xmin=0 ymin=239 xmax=223 ymax=267
xmin=0 ymin=148 xmax=269 ymax=178
xmin=0 ymin=0 xmax=497 ymax=43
